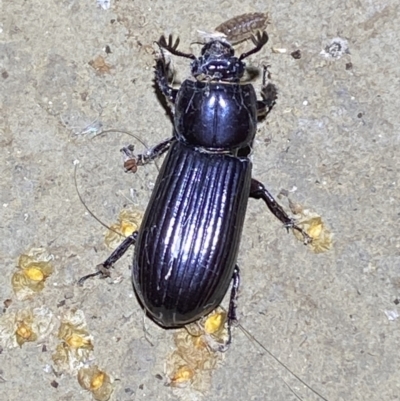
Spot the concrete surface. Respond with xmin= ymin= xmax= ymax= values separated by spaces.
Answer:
xmin=1 ymin=0 xmax=399 ymax=400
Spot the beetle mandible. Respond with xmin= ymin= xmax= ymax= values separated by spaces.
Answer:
xmin=79 ymin=31 xmax=311 ymax=346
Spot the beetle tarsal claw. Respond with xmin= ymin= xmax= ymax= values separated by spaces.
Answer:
xmin=217 ymin=343 xmax=230 ymax=353
xmin=286 ymin=221 xmax=313 ymax=245
xmin=77 ymin=270 xmax=103 ymax=286
xmin=77 ymin=264 xmax=112 ymax=285
xmin=295 ymin=227 xmax=313 ymax=245
xmin=96 ymin=263 xmax=113 ymax=278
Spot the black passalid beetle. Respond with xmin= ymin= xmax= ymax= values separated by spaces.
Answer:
xmin=79 ymin=32 xmax=310 ymax=345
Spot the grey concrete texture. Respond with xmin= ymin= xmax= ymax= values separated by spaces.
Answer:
xmin=1 ymin=0 xmax=399 ymax=400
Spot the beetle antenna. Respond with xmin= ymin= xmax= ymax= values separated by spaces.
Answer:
xmin=156 ymin=34 xmax=196 ymax=60
xmin=237 ymin=323 xmax=329 ymax=401
xmin=239 ymin=31 xmax=269 ymax=60
xmin=74 ymin=162 xmax=122 ymax=236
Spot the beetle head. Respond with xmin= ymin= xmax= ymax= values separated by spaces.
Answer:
xmin=191 ymin=40 xmax=245 ymax=81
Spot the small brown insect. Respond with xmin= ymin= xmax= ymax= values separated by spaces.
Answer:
xmin=215 ymin=12 xmax=269 ymax=43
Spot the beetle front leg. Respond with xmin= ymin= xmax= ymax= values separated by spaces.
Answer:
xmin=155 ymin=35 xmax=196 ymax=103
xmin=154 ymin=57 xmax=178 ymax=104
xmin=250 ymin=179 xmax=311 ymax=243
xmin=121 ymin=138 xmax=175 ymax=173
xmin=78 ymin=232 xmax=138 ymax=285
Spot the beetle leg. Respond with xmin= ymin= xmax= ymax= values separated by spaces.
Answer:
xmin=227 ymin=265 xmax=240 ymax=340
xmin=155 ymin=35 xmax=195 ymax=104
xmin=121 ymin=138 xmax=175 ymax=172
xmin=257 ymin=66 xmax=277 ymax=117
xmin=249 ymin=179 xmax=312 ymax=244
xmin=78 ymin=232 xmax=138 ymax=285
xmin=218 ymin=265 xmax=241 ymax=351
xmin=154 ymin=57 xmax=178 ymax=103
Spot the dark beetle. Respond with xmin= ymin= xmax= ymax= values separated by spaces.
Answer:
xmin=80 ymin=32 xmax=310 ymax=344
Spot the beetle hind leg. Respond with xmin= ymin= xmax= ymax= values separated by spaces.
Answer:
xmin=218 ymin=265 xmax=240 ymax=351
xmin=227 ymin=265 xmax=240 ymax=326
xmin=78 ymin=232 xmax=138 ymax=285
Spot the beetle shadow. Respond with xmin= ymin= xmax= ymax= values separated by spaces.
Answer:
xmin=243 ymin=65 xmax=261 ymax=83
